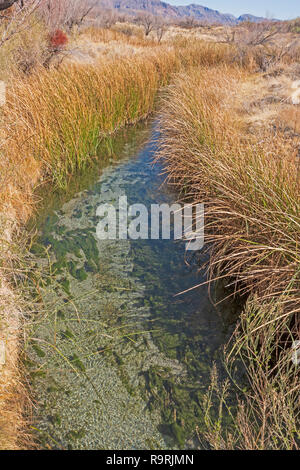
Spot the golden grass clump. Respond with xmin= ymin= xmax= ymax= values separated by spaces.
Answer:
xmin=0 ymin=16 xmax=50 ymax=80
xmin=173 ymin=38 xmax=235 ymax=67
xmin=81 ymin=24 xmax=152 ymax=47
xmin=159 ymin=66 xmax=299 ymax=305
xmin=0 ymin=220 xmax=34 ymax=450
xmin=0 ymin=37 xmax=234 ymax=220
xmin=0 ymin=46 xmax=180 ymax=220
xmin=158 ymin=66 xmax=300 ymax=449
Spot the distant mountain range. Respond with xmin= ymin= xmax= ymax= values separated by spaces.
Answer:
xmin=96 ymin=1 xmax=269 ymax=24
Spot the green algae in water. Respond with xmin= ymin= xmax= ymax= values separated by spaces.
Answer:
xmin=69 ymin=354 xmax=86 ymax=373
xmin=27 ymin=120 xmax=239 ymax=450
xmin=32 ymin=344 xmax=46 ymax=358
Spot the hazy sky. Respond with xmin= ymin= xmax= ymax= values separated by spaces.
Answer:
xmin=167 ymin=0 xmax=300 ymax=20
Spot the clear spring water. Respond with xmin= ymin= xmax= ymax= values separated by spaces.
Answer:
xmin=27 ymin=120 xmax=238 ymax=450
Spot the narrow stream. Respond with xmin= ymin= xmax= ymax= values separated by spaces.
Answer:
xmin=27 ymin=120 xmax=237 ymax=450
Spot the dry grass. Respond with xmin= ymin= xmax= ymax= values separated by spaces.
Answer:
xmin=0 ymin=220 xmax=34 ymax=449
xmin=0 ymin=12 xmax=299 ymax=449
xmin=159 ymin=66 xmax=299 ymax=300
xmin=65 ymin=25 xmax=158 ymax=64
xmin=158 ymin=65 xmax=300 ymax=449
xmin=0 ymin=48 xmax=179 ymax=219
xmin=0 ymin=285 xmax=32 ymax=449
xmin=278 ymin=106 xmax=300 ymax=133
xmin=0 ymin=15 xmax=50 ymax=80
xmin=0 ymin=35 xmax=233 ymax=220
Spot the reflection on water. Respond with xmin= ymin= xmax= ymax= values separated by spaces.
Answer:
xmin=27 ymin=120 xmax=237 ymax=450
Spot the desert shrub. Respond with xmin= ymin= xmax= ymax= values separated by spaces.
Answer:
xmin=49 ymin=28 xmax=68 ymax=50
xmin=112 ymin=22 xmax=143 ymax=39
xmin=0 ymin=13 xmax=49 ymax=77
xmin=39 ymin=0 xmax=95 ymax=32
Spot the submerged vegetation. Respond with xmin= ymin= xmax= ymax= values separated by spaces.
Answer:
xmin=0 ymin=0 xmax=299 ymax=450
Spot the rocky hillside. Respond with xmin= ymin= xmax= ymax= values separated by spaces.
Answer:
xmin=175 ymin=4 xmax=237 ymax=24
xmin=98 ymin=0 xmax=269 ymax=24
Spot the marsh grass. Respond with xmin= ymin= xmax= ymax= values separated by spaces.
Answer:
xmin=0 ymin=48 xmax=177 ymax=226
xmin=1 ymin=16 xmax=298 ymax=448
xmin=2 ymin=51 xmax=174 ymax=189
xmin=158 ymin=66 xmax=300 ymax=449
xmin=0 ymin=35 xmax=235 ymax=220
xmin=0 ymin=222 xmax=36 ymax=449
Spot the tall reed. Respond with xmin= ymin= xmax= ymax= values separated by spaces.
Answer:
xmin=158 ymin=66 xmax=300 ymax=449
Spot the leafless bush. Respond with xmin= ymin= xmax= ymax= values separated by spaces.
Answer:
xmin=153 ymin=17 xmax=168 ymax=43
xmin=222 ymin=22 xmax=297 ymax=71
xmin=289 ymin=18 xmax=300 ymax=34
xmin=240 ymin=21 xmax=284 ymax=46
xmin=223 ymin=22 xmax=284 ymax=47
xmin=39 ymin=0 xmax=96 ymax=33
xmin=96 ymin=8 xmax=118 ymax=29
xmin=112 ymin=23 xmax=135 ymax=37
xmin=135 ymin=13 xmax=169 ymax=41
xmin=155 ymin=24 xmax=166 ymax=43
xmin=13 ymin=36 xmax=47 ymax=73
xmin=135 ymin=12 xmax=156 ymax=37
xmin=115 ymin=13 xmax=129 ymax=24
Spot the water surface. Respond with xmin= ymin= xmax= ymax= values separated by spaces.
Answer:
xmin=28 ymin=120 xmax=236 ymax=449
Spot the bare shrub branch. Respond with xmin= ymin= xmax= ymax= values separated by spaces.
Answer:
xmin=0 ymin=0 xmax=41 ymax=48
xmin=135 ymin=12 xmax=156 ymax=37
xmin=39 ymin=0 xmax=96 ymax=33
